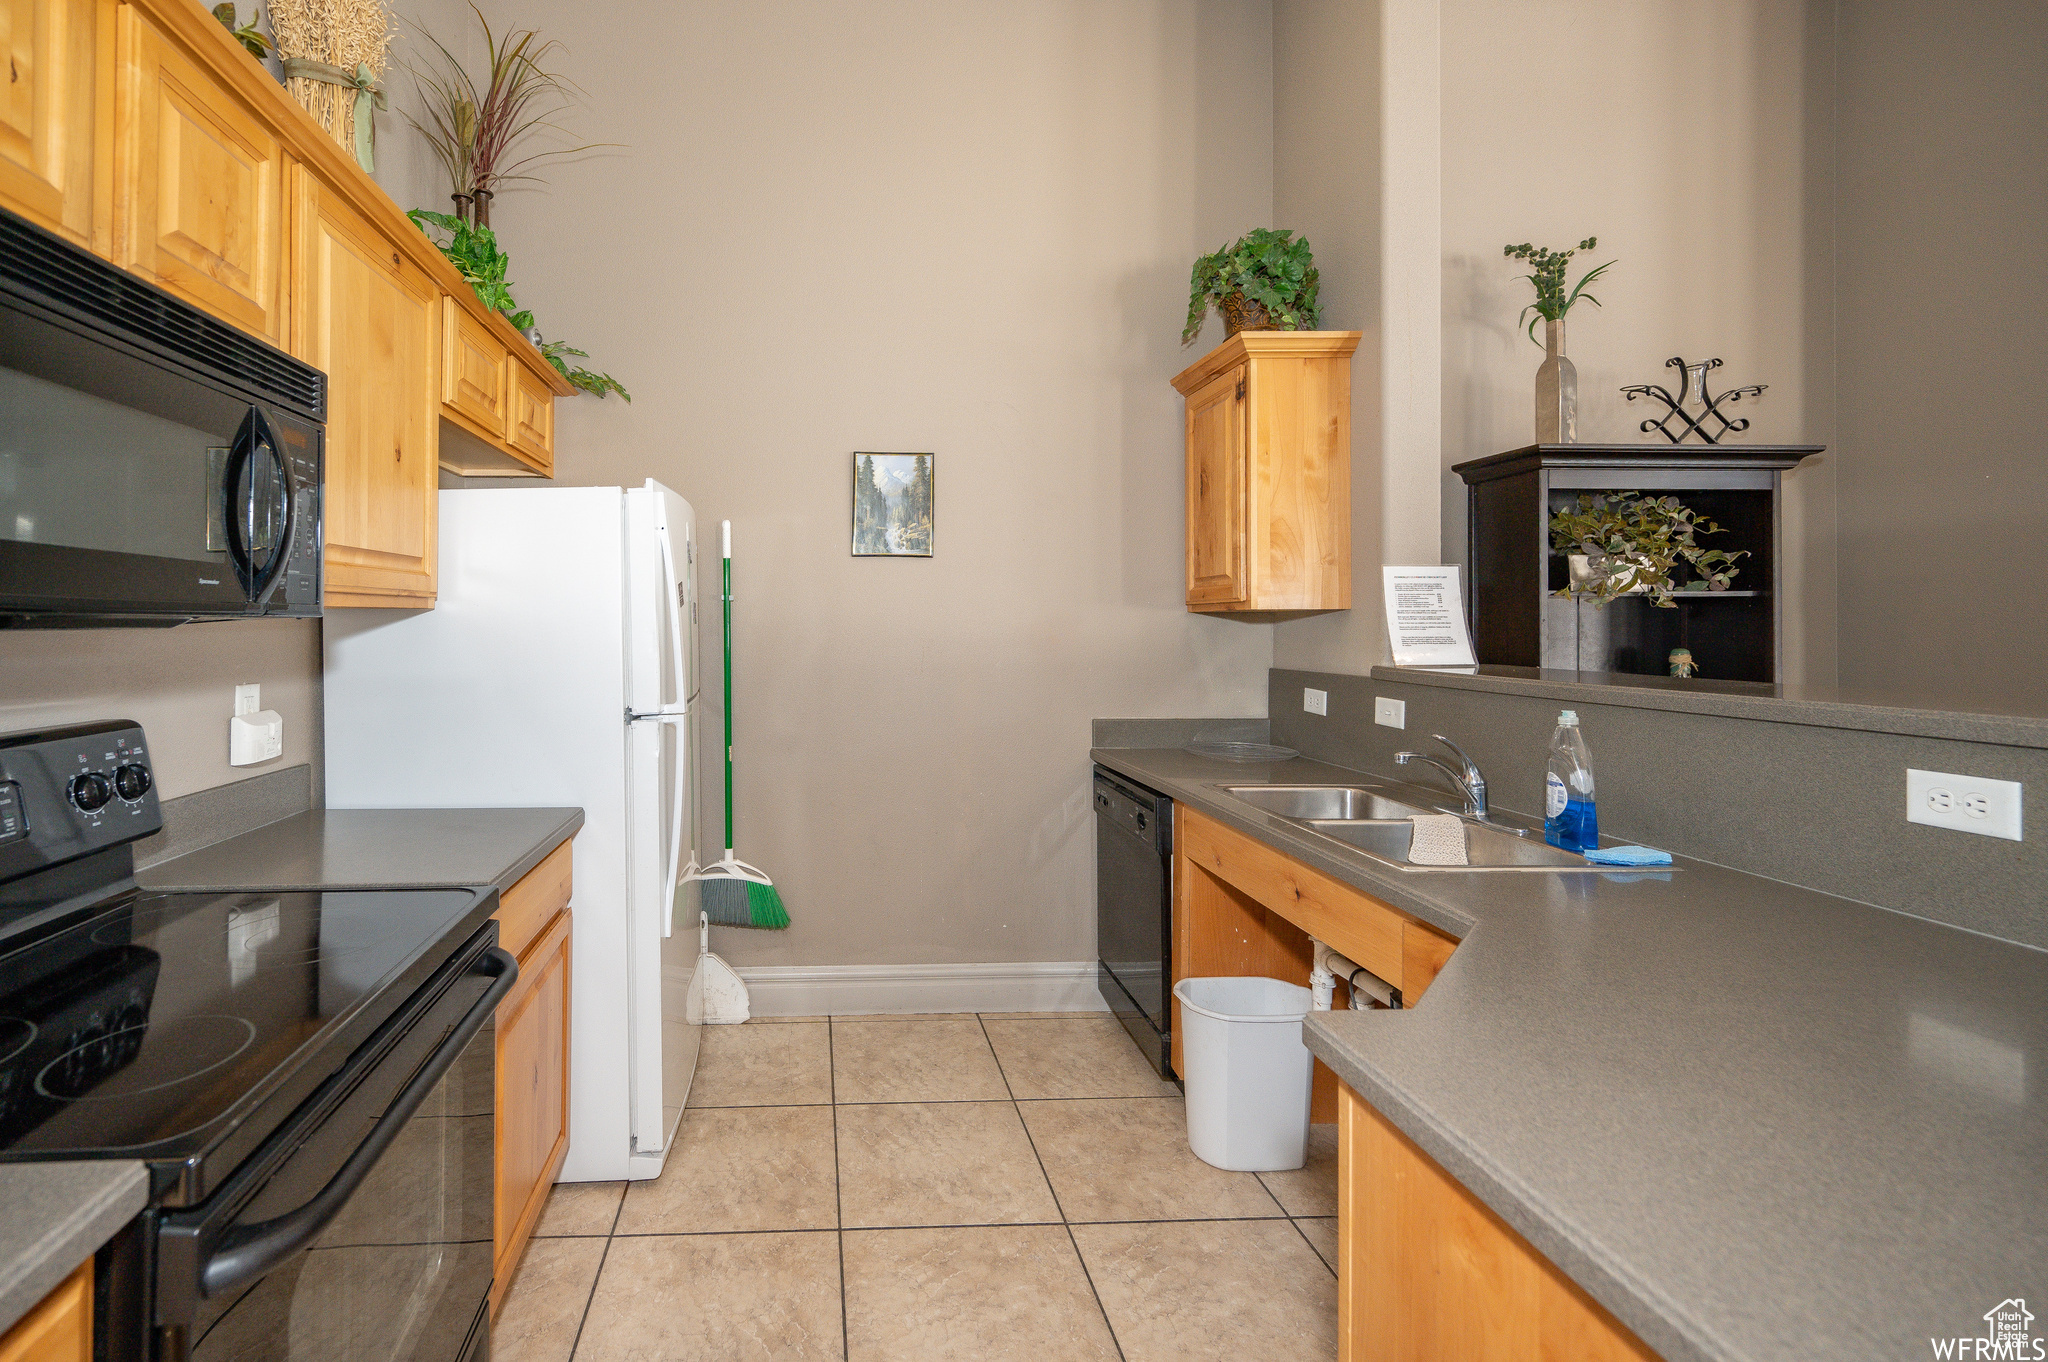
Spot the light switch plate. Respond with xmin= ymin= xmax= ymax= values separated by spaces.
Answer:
xmin=1906 ymin=768 xmax=2022 ymax=841
xmin=1375 ymin=697 xmax=1406 ymax=729
xmin=1303 ymin=688 xmax=1328 ymax=716
xmin=234 ymin=683 xmax=261 ymax=717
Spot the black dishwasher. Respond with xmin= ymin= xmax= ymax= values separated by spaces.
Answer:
xmin=1094 ymin=767 xmax=1176 ymax=1079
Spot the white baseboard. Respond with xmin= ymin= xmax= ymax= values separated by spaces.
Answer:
xmin=732 ymin=961 xmax=1110 ymax=1017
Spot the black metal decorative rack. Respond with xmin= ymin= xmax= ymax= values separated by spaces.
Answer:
xmin=1453 ymin=444 xmax=1822 ymax=684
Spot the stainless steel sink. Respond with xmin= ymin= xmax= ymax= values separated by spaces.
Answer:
xmin=1219 ymin=785 xmax=1429 ymax=821
xmin=1304 ymin=819 xmax=1611 ymax=871
xmin=1213 ymin=780 xmax=1632 ymax=873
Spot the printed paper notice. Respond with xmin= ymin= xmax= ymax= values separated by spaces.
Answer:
xmin=1382 ymin=566 xmax=1477 ymax=668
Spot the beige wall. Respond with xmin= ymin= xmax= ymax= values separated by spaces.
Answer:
xmin=0 ymin=621 xmax=321 ymax=799
xmin=1436 ymin=0 xmax=1825 ymax=676
xmin=1268 ymin=0 xmax=1443 ymax=676
xmin=424 ymin=0 xmax=1277 ymax=967
xmin=1831 ymin=0 xmax=2048 ymax=714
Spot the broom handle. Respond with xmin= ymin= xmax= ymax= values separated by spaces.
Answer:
xmin=721 ymin=521 xmax=734 ymax=854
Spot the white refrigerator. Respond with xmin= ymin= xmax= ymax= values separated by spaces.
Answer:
xmin=324 ymin=481 xmax=701 ymax=1181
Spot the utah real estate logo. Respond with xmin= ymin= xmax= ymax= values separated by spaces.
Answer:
xmin=1932 ymin=1299 xmax=2040 ymax=1359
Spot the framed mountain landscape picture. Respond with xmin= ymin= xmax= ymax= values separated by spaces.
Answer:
xmin=851 ymin=452 xmax=934 ymax=556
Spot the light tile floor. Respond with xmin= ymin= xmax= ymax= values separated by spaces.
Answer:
xmin=497 ymin=1012 xmax=1339 ymax=1362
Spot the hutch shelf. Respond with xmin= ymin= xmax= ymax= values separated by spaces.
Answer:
xmin=1453 ymin=444 xmax=1823 ymax=684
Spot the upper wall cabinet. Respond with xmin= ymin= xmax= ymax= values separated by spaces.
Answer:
xmin=0 ymin=0 xmax=111 ymax=250
xmin=114 ymin=3 xmax=283 ymax=342
xmin=436 ymin=294 xmax=558 ymax=478
xmin=1172 ymin=331 xmax=1361 ymax=620
xmin=295 ymin=168 xmax=438 ymax=606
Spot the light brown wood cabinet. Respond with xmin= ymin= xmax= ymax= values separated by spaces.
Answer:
xmin=293 ymin=169 xmax=438 ymax=606
xmin=491 ymin=838 xmax=574 ymax=1316
xmin=1171 ymin=331 xmax=1361 ymax=619
xmin=1337 ymin=1085 xmax=1661 ymax=1362
xmin=114 ymin=3 xmax=283 ymax=341
xmin=0 ymin=0 xmax=111 ymax=251
xmin=0 ymin=0 xmax=577 ymax=609
xmin=0 ymin=1259 xmax=90 ymax=1362
xmin=1172 ymin=802 xmax=1459 ymax=1121
xmin=436 ymin=295 xmax=556 ymax=478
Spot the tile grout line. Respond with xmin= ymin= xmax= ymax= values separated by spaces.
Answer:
xmin=978 ymin=1013 xmax=1127 ymax=1362
xmin=1288 ymin=1216 xmax=1339 ymax=1279
xmin=561 ymin=1223 xmax=616 ymax=1362
xmin=829 ymin=1017 xmax=850 ymax=1361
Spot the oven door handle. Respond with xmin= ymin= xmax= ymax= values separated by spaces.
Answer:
xmin=195 ymin=944 xmax=518 ymax=1299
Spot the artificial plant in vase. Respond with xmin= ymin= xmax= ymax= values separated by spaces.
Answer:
xmin=1548 ymin=491 xmax=1746 ymax=608
xmin=1182 ymin=229 xmax=1322 ymax=345
xmin=402 ymin=3 xmax=611 ymax=227
xmin=1505 ymin=237 xmax=1613 ymax=443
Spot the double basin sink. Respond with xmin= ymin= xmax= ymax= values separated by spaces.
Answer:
xmin=1215 ymin=783 xmax=1617 ymax=873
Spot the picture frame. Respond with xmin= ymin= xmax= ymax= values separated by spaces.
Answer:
xmin=851 ymin=452 xmax=934 ymax=557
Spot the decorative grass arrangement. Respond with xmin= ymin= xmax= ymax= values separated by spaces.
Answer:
xmin=401 ymin=3 xmax=610 ymax=227
xmin=269 ymin=0 xmax=391 ymax=163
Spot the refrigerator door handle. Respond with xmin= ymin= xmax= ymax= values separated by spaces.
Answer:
xmin=653 ymin=495 xmax=689 ymax=714
xmin=658 ymin=712 xmax=689 ymax=938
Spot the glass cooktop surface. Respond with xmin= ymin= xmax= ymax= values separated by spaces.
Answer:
xmin=0 ymin=887 xmax=484 ymax=1159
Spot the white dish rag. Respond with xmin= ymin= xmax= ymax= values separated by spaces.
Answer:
xmin=1407 ymin=814 xmax=1469 ymax=866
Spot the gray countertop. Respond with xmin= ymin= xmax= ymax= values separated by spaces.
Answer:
xmin=137 ymin=807 xmax=585 ymax=894
xmin=0 ymin=1162 xmax=146 ymax=1334
xmin=1094 ymin=746 xmax=2048 ymax=1362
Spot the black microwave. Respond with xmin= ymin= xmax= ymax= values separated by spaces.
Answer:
xmin=0 ymin=208 xmax=324 ymax=626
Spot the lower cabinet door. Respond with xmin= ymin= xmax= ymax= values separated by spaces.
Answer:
xmin=0 ymin=1259 xmax=90 ymax=1362
xmin=493 ymin=907 xmax=571 ymax=1315
xmin=294 ymin=169 xmax=439 ymax=606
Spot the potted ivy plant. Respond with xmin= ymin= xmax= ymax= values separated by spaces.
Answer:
xmin=1548 ymin=491 xmax=1747 ymax=607
xmin=1182 ymin=228 xmax=1322 ymax=345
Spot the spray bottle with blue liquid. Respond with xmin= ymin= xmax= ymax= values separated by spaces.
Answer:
xmin=1544 ymin=709 xmax=1599 ymax=852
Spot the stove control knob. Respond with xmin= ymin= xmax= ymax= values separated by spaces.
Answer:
xmin=69 ymin=772 xmax=112 ymax=812
xmin=114 ymin=764 xmax=152 ymax=802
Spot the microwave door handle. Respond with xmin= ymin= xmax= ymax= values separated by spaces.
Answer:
xmin=221 ymin=412 xmax=257 ymax=595
xmin=194 ymin=946 xmax=517 ymax=1299
xmin=249 ymin=429 xmax=296 ymax=605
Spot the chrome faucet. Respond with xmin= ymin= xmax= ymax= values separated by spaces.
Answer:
xmin=1395 ymin=735 xmax=1490 ymax=820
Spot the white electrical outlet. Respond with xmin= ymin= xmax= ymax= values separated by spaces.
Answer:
xmin=1374 ymin=697 xmax=1406 ymax=729
xmin=1303 ymin=688 xmax=1328 ymax=716
xmin=234 ymin=683 xmax=261 ymax=717
xmin=1906 ymin=769 xmax=2022 ymax=842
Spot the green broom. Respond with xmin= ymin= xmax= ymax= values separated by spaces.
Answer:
xmin=680 ymin=520 xmax=788 ymax=929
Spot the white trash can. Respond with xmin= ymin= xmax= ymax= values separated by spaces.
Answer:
xmin=1172 ymin=976 xmax=1314 ymax=1172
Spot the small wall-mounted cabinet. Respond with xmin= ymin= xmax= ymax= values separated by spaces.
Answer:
xmin=1172 ymin=331 xmax=1361 ymax=620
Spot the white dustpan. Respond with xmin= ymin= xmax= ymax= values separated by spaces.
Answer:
xmin=685 ymin=911 xmax=751 ymax=1025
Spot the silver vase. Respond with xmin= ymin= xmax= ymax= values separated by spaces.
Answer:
xmin=1535 ymin=317 xmax=1577 ymax=443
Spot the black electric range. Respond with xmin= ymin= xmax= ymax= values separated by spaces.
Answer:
xmin=0 ymin=722 xmax=514 ymax=1362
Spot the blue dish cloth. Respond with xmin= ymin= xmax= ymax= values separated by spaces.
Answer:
xmin=1582 ymin=844 xmax=1673 ymax=866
